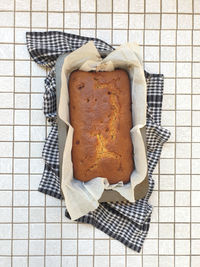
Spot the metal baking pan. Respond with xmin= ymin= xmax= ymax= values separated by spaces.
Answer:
xmin=55 ymin=50 xmax=149 ymax=202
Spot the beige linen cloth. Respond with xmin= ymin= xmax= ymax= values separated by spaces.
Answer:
xmin=58 ymin=41 xmax=147 ymax=220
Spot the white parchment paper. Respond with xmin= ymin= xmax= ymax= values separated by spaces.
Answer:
xmin=58 ymin=41 xmax=147 ymax=220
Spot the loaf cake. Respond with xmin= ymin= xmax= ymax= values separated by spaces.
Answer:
xmin=69 ymin=69 xmax=134 ymax=184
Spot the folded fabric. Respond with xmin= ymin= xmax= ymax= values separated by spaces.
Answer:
xmin=26 ymin=31 xmax=171 ymax=253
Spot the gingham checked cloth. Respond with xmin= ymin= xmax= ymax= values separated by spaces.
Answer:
xmin=26 ymin=31 xmax=171 ymax=253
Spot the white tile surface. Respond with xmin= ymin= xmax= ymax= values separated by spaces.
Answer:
xmin=0 ymin=0 xmax=198 ymax=265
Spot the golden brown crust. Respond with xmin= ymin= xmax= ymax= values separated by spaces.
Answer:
xmin=69 ymin=69 xmax=134 ymax=184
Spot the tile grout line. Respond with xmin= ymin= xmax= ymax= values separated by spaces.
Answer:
xmin=11 ymin=0 xmax=16 ymax=266
xmin=158 ymin=0 xmax=162 ymax=264
xmin=141 ymin=0 xmax=146 ymax=264
xmin=61 ymin=0 xmax=65 ymax=266
xmin=27 ymin=0 xmax=33 ymax=265
xmin=43 ymin=1 xmax=49 ymax=266
xmin=190 ymin=0 xmax=194 ymax=265
xmin=174 ymin=0 xmax=178 ymax=264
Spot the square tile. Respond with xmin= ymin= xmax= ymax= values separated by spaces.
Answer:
xmin=48 ymin=0 xmax=63 ymax=11
xmin=45 ymin=256 xmax=61 ymax=267
xmin=176 ymin=127 xmax=191 ymax=142
xmin=78 ymin=240 xmax=93 ymax=255
xmin=15 ymin=12 xmax=30 ymax=27
xmin=143 ymin=256 xmax=158 ymax=267
xmin=62 ymin=240 xmax=77 ymax=255
xmin=145 ymin=14 xmax=160 ymax=29
xmin=0 ymin=12 xmax=14 ymax=27
xmin=14 ymin=142 xmax=29 ymax=157
xmin=177 ymin=63 xmax=191 ymax=78
xmin=14 ymin=174 xmax=28 ymax=190
xmin=30 ymin=142 xmax=43 ymax=157
xmin=0 ymin=142 xmax=12 ymax=157
xmin=192 ymin=224 xmax=200 ymax=238
xmin=81 ymin=0 xmax=95 ymax=12
xmin=113 ymin=30 xmax=127 ymax=44
xmin=46 ymin=224 xmax=61 ymax=239
xmin=97 ymin=14 xmax=111 ymax=29
xmin=177 ymin=30 xmax=192 ymax=45
xmin=30 ymin=191 xmax=45 ymax=206
xmin=177 ymin=79 xmax=191 ymax=94
xmin=0 ymin=175 xmax=12 ymax=190
xmin=97 ymin=30 xmax=112 ymax=44
xmin=29 ymin=240 xmax=44 ymax=255
xmin=62 ymin=223 xmax=77 ymax=238
xmin=160 ymin=175 xmax=174 ymax=190
xmin=15 ymin=110 xmax=29 ymax=125
xmin=14 ymin=158 xmax=28 ymax=174
xmin=160 ymin=159 xmax=174 ymax=174
xmin=14 ymin=191 xmax=28 ymax=206
xmin=159 ymin=224 xmax=174 ymax=238
xmin=29 ymin=257 xmax=44 ymax=267
xmin=48 ymin=13 xmax=63 ymax=29
xmin=111 ymin=256 xmax=125 ymax=267
xmin=146 ymin=0 xmax=160 ymax=12
xmin=13 ymin=224 xmax=28 ymax=239
xmin=14 ymin=126 xmax=29 ymax=141
xmin=16 ymin=0 xmax=30 ymax=11
xmin=30 ymin=207 xmax=44 ymax=222
xmin=95 ymin=240 xmax=109 ymax=255
xmin=159 ymin=207 xmax=174 ymax=222
xmin=177 ymin=46 xmax=191 ymax=62
xmin=130 ymin=0 xmax=144 ymax=12
xmin=175 ymin=240 xmax=190 ymax=255
xmin=0 ymin=158 xmax=12 ymax=173
xmin=79 ymin=223 xmax=93 ymax=238
xmin=65 ymin=0 xmax=79 ymax=11
xmin=176 ymin=143 xmax=191 ymax=158
xmin=176 ymin=111 xmax=191 ymax=126
xmin=175 ymin=224 xmax=190 ymax=239
xmin=145 ymin=30 xmax=159 ymax=45
xmin=176 ymin=191 xmax=190 ymax=206
xmin=81 ymin=13 xmax=95 ymax=28
xmin=162 ymin=14 xmax=176 ymax=29
xmin=162 ymin=0 xmax=176 ymax=12
xmin=160 ymin=191 xmax=174 ymax=206
xmin=160 ymin=256 xmax=174 ymax=267
xmin=161 ymin=30 xmax=176 ymax=45
xmin=94 ymin=256 xmax=109 ymax=267
xmin=178 ymin=15 xmax=192 ymax=29
xmin=12 ymin=257 xmax=27 ymax=267
xmin=32 ymin=0 xmax=47 ymax=10
xmin=0 ymin=44 xmax=13 ymax=60
xmin=176 ymin=175 xmax=190 ymax=190
xmin=145 ymin=46 xmax=159 ymax=61
xmin=193 ymin=95 xmax=200 ymax=110
xmin=32 ymin=12 xmax=47 ymax=28
xmin=143 ymin=239 xmax=158 ymax=254
xmin=159 ymin=240 xmax=174 ymax=255
xmin=113 ymin=0 xmax=128 ymax=12
xmin=15 ymin=61 xmax=30 ymax=76
xmin=175 ymin=207 xmax=190 ymax=222
xmin=46 ymin=240 xmax=60 ymax=255
xmin=13 ymin=207 xmax=28 ymax=223
xmin=192 ymin=240 xmax=200 ymax=255
xmin=161 ymin=47 xmax=175 ymax=61
xmin=0 ymin=224 xmax=11 ymax=239
xmin=176 ymin=159 xmax=190 ymax=174
xmin=129 ymin=14 xmax=144 ymax=29
xmin=192 ymin=159 xmax=200 ymax=174
xmin=113 ymin=14 xmax=128 ymax=29
xmin=175 ymin=256 xmax=190 ymax=267
xmin=192 ymin=111 xmax=200 ymax=126
xmin=111 ymin=240 xmax=125 ymax=255
xmin=0 ymin=241 xmax=11 ymax=256
xmin=65 ymin=13 xmax=79 ymax=28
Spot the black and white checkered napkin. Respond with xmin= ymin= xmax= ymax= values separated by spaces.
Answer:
xmin=26 ymin=31 xmax=170 ymax=253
